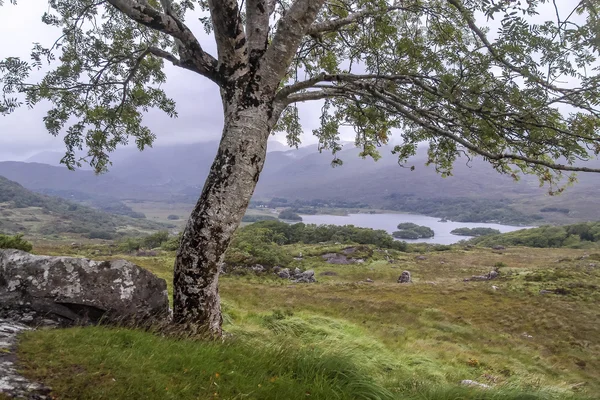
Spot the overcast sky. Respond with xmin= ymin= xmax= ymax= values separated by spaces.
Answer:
xmin=0 ymin=1 xmax=336 ymax=161
xmin=0 ymin=1 xmax=588 ymax=162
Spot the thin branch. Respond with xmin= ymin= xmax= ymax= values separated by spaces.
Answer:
xmin=106 ymin=0 xmax=219 ymax=82
xmin=307 ymin=5 xmax=408 ymax=35
xmin=258 ymin=0 xmax=326 ymax=93
xmin=361 ymin=84 xmax=600 ymax=174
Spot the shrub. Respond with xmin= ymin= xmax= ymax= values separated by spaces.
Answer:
xmin=242 ymin=214 xmax=278 ymax=222
xmin=167 ymin=214 xmax=180 ymax=220
xmin=450 ymin=227 xmax=501 ymax=237
xmin=88 ymin=231 xmax=114 ymax=240
xmin=161 ymin=233 xmax=182 ymax=251
xmin=142 ymin=231 xmax=170 ymax=249
xmin=0 ymin=233 xmax=33 ymax=252
xmin=231 ymin=220 xmax=407 ymax=252
xmin=278 ymin=209 xmax=303 ymax=221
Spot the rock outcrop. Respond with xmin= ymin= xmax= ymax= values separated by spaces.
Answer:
xmin=464 ymin=270 xmax=499 ymax=282
xmin=1 ymin=319 xmax=51 ymax=399
xmin=398 ymin=270 xmax=412 ymax=283
xmin=0 ymin=250 xmax=169 ymax=325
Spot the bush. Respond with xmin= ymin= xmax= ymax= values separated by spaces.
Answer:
xmin=278 ymin=209 xmax=303 ymax=221
xmin=161 ymin=233 xmax=182 ymax=251
xmin=142 ymin=231 xmax=170 ymax=249
xmin=0 ymin=233 xmax=33 ymax=252
xmin=167 ymin=215 xmax=180 ymax=220
xmin=450 ymin=227 xmax=501 ymax=237
xmin=242 ymin=214 xmax=278 ymax=222
xmin=470 ymin=222 xmax=600 ymax=248
xmin=88 ymin=231 xmax=114 ymax=240
xmin=230 ymin=220 xmax=407 ymax=252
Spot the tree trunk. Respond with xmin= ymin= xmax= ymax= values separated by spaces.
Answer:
xmin=172 ymin=99 xmax=271 ymax=337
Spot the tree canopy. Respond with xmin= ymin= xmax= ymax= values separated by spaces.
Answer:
xmin=1 ymin=0 xmax=599 ymax=189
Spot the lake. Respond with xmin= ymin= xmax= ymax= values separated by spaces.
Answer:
xmin=299 ymin=213 xmax=532 ymax=245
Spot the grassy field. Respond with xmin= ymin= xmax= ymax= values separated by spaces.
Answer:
xmin=15 ymin=243 xmax=600 ymax=399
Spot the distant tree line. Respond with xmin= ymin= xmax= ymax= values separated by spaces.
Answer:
xmin=471 ymin=222 xmax=600 ymax=248
xmin=224 ymin=221 xmax=408 ymax=267
xmin=384 ymin=193 xmax=542 ymax=225
xmin=450 ymin=227 xmax=501 ymax=237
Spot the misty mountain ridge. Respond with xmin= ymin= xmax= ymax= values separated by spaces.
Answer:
xmin=0 ymin=175 xmax=168 ymax=238
xmin=2 ymin=140 xmax=600 ymax=224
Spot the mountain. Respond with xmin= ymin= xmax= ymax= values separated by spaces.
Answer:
xmin=0 ymin=175 xmax=167 ymax=239
xmin=3 ymin=141 xmax=600 ymax=224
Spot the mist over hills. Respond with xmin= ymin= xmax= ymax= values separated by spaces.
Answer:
xmin=2 ymin=140 xmax=600 ymax=224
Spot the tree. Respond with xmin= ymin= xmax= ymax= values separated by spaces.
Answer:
xmin=2 ymin=0 xmax=600 ymax=336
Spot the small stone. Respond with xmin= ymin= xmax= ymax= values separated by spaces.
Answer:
xmin=415 ymin=255 xmax=426 ymax=261
xmin=250 ymin=264 xmax=265 ymax=273
xmin=365 ymin=278 xmax=373 ymax=283
xmin=398 ymin=271 xmax=412 ymax=283
xmin=278 ymin=268 xmax=291 ymax=279
xmin=522 ymin=332 xmax=533 ymax=338
xmin=293 ymin=270 xmax=316 ymax=283
xmin=491 ymin=285 xmax=499 ymax=291
xmin=492 ymin=245 xmax=505 ymax=250
xmin=461 ymin=380 xmax=490 ymax=389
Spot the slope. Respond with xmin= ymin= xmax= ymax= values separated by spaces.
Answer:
xmin=0 ymin=176 xmax=167 ymax=239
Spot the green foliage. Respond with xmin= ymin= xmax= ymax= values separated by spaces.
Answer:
xmin=117 ymin=231 xmax=174 ymax=252
xmin=142 ymin=231 xmax=170 ymax=249
xmin=231 ymin=220 xmax=407 ymax=252
xmin=87 ymin=230 xmax=114 ymax=240
xmin=18 ymin=326 xmax=397 ymax=400
xmin=241 ymin=214 xmax=278 ymax=222
xmin=278 ymin=209 xmax=303 ymax=221
xmin=161 ymin=233 xmax=182 ymax=251
xmin=0 ymin=233 xmax=32 ymax=251
xmin=393 ymin=223 xmax=434 ymax=239
xmin=226 ymin=225 xmax=292 ymax=267
xmin=471 ymin=222 xmax=600 ymax=248
xmin=451 ymin=227 xmax=501 ymax=237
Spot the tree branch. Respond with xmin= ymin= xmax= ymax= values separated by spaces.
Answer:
xmin=207 ymin=0 xmax=248 ymax=78
xmin=258 ymin=0 xmax=326 ymax=93
xmin=106 ymin=0 xmax=219 ymax=82
xmin=360 ymin=84 xmax=600 ymax=174
xmin=246 ymin=0 xmax=271 ymax=63
xmin=307 ymin=5 xmax=407 ymax=35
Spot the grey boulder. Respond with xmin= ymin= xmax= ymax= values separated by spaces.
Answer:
xmin=398 ymin=270 xmax=412 ymax=283
xmin=0 ymin=249 xmax=169 ymax=325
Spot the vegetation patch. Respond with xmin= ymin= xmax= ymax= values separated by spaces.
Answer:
xmin=393 ymin=223 xmax=435 ymax=239
xmin=471 ymin=222 xmax=600 ymax=249
xmin=451 ymin=227 xmax=501 ymax=237
xmin=0 ymin=233 xmax=32 ymax=251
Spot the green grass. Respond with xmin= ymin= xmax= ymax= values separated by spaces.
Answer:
xmin=15 ymin=244 xmax=600 ymax=399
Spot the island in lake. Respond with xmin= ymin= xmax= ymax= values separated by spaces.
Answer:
xmin=393 ymin=223 xmax=435 ymax=239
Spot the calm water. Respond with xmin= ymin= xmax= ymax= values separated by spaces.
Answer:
xmin=299 ymin=213 xmax=532 ymax=245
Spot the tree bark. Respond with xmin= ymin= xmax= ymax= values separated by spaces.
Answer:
xmin=172 ymin=97 xmax=272 ymax=337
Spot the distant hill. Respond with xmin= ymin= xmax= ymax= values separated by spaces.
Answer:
xmin=2 ymin=141 xmax=600 ymax=224
xmin=0 ymin=176 xmax=167 ymax=239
